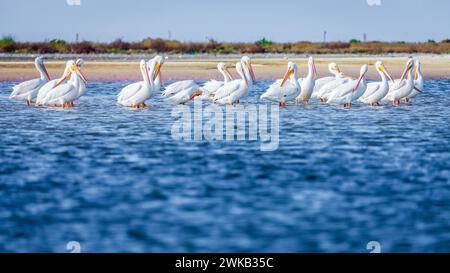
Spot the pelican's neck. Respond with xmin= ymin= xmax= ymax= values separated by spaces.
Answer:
xmin=142 ymin=68 xmax=151 ymax=87
xmin=378 ymin=69 xmax=387 ymax=84
xmin=36 ymin=62 xmax=48 ymax=81
xmin=306 ymin=63 xmax=314 ymax=79
xmin=70 ymin=71 xmax=79 ymax=87
xmin=406 ymin=66 xmax=414 ymax=86
xmin=220 ymin=69 xmax=232 ymax=83
xmin=416 ymin=64 xmax=423 ymax=82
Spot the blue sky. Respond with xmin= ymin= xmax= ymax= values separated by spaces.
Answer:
xmin=1 ymin=0 xmax=449 ymax=42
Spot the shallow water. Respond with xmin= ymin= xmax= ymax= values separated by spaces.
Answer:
xmin=0 ymin=79 xmax=449 ymax=252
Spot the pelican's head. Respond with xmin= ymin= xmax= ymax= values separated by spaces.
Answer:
xmin=53 ymin=60 xmax=86 ymax=89
xmin=280 ymin=61 xmax=298 ymax=87
xmin=71 ymin=60 xmax=88 ymax=84
xmin=217 ymin=62 xmax=233 ymax=81
xmin=35 ymin=56 xmax=50 ymax=81
xmin=35 ymin=56 xmax=45 ymax=65
xmin=151 ymin=55 xmax=164 ymax=81
xmin=240 ymin=55 xmax=256 ymax=83
xmin=375 ymin=61 xmax=394 ymax=82
xmin=139 ymin=59 xmax=151 ymax=84
xmin=76 ymin=58 xmax=84 ymax=69
xmin=400 ymin=58 xmax=415 ymax=81
xmin=328 ymin=62 xmax=340 ymax=75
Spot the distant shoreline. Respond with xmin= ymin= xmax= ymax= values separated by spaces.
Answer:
xmin=1 ymin=54 xmax=449 ymax=81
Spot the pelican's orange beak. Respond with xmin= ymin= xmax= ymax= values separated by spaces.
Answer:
xmin=74 ymin=65 xmax=88 ymax=84
xmin=153 ymin=63 xmax=162 ymax=81
xmin=53 ymin=70 xmax=71 ymax=89
xmin=189 ymin=91 xmax=202 ymax=100
xmin=353 ymin=71 xmax=366 ymax=92
xmin=245 ymin=61 xmax=256 ymax=83
xmin=225 ymin=67 xmax=234 ymax=81
xmin=381 ymin=65 xmax=394 ymax=83
xmin=400 ymin=62 xmax=413 ymax=82
xmin=280 ymin=67 xmax=293 ymax=87
xmin=43 ymin=64 xmax=51 ymax=81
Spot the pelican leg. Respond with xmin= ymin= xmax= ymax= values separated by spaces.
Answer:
xmin=404 ymin=98 xmax=410 ymax=103
xmin=71 ymin=101 xmax=74 ymax=107
xmin=348 ymin=102 xmax=352 ymax=108
xmin=26 ymin=100 xmax=30 ymax=106
xmin=343 ymin=103 xmax=347 ymax=108
xmin=376 ymin=102 xmax=380 ymax=106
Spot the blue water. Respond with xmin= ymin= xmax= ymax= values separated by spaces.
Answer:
xmin=0 ymin=79 xmax=450 ymax=253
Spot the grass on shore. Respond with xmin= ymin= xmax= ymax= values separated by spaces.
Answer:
xmin=1 ymin=37 xmax=450 ymax=55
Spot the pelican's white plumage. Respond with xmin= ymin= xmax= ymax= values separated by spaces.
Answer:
xmin=164 ymin=86 xmax=202 ymax=104
xmin=260 ymin=62 xmax=300 ymax=106
xmin=383 ymin=59 xmax=415 ymax=105
xmin=10 ymin=56 xmax=50 ymax=105
xmin=213 ymin=56 xmax=255 ymax=105
xmin=117 ymin=59 xmax=159 ymax=108
xmin=406 ymin=60 xmax=424 ymax=100
xmin=295 ymin=56 xmax=317 ymax=103
xmin=200 ymin=62 xmax=234 ymax=99
xmin=36 ymin=61 xmax=72 ymax=106
xmin=311 ymin=62 xmax=342 ymax=99
xmin=74 ymin=59 xmax=87 ymax=100
xmin=359 ymin=61 xmax=394 ymax=106
xmin=161 ymin=80 xmax=198 ymax=98
xmin=327 ymin=64 xmax=368 ymax=107
xmin=42 ymin=61 xmax=87 ymax=107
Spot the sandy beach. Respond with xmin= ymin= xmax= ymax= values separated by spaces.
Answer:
xmin=0 ymin=54 xmax=449 ymax=82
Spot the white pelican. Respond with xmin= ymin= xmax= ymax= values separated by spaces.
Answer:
xmin=164 ymin=85 xmax=202 ymax=104
xmin=117 ymin=59 xmax=160 ymax=108
xmin=260 ymin=62 xmax=300 ymax=107
xmin=161 ymin=80 xmax=199 ymax=98
xmin=213 ymin=56 xmax=256 ymax=105
xmin=359 ymin=61 xmax=394 ymax=106
xmin=150 ymin=55 xmax=164 ymax=92
xmin=200 ymin=62 xmax=234 ymax=99
xmin=405 ymin=60 xmax=423 ymax=102
xmin=316 ymin=73 xmax=350 ymax=102
xmin=327 ymin=64 xmax=368 ymax=108
xmin=295 ymin=56 xmax=317 ymax=104
xmin=36 ymin=61 xmax=71 ymax=106
xmin=42 ymin=61 xmax=87 ymax=108
xmin=311 ymin=62 xmax=342 ymax=99
xmin=9 ymin=56 xmax=50 ymax=105
xmin=383 ymin=59 xmax=416 ymax=105
xmin=74 ymin=58 xmax=86 ymax=104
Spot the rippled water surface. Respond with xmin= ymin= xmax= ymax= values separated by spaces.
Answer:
xmin=1 ymin=79 xmax=450 ymax=252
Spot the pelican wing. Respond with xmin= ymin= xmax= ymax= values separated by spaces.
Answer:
xmin=360 ymin=82 xmax=380 ymax=100
xmin=117 ymin=81 xmax=144 ymax=102
xmin=201 ymin=80 xmax=223 ymax=94
xmin=10 ymin=78 xmax=42 ymax=98
xmin=43 ymin=84 xmax=74 ymax=104
xmin=164 ymin=80 xmax=196 ymax=93
xmin=36 ymin=79 xmax=58 ymax=103
xmin=213 ymin=80 xmax=241 ymax=100
xmin=389 ymin=79 xmax=407 ymax=92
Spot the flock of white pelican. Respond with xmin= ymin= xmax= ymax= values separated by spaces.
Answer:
xmin=9 ymin=55 xmax=424 ymax=109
